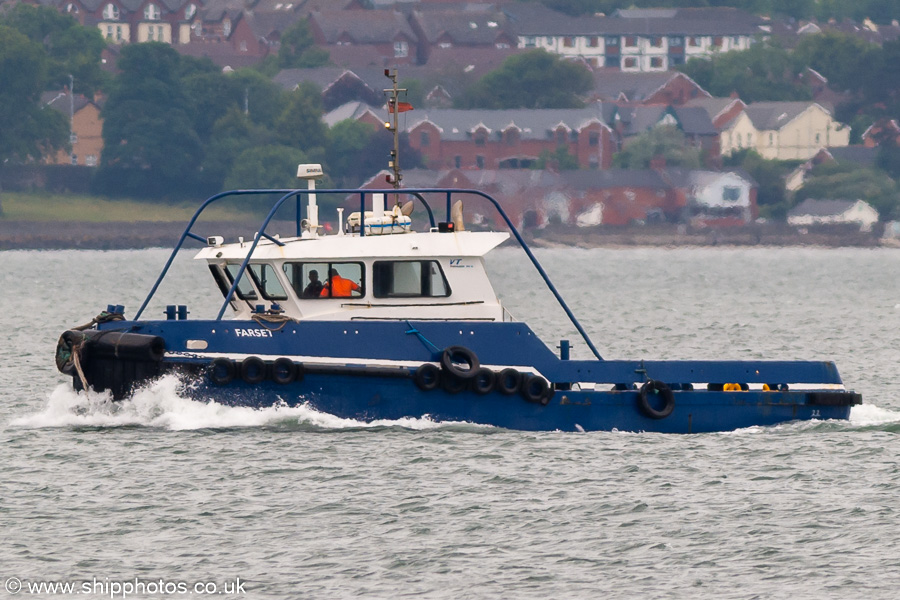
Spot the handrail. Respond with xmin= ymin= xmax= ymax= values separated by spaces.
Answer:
xmin=133 ymin=189 xmax=296 ymax=320
xmin=135 ymin=186 xmax=603 ymax=360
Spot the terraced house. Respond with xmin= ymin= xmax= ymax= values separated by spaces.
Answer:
xmin=718 ymin=102 xmax=850 ymax=160
xmin=399 ymin=106 xmax=617 ymax=171
xmin=61 ymin=0 xmax=200 ymax=44
xmin=504 ymin=4 xmax=765 ymax=71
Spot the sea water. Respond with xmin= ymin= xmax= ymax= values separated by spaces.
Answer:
xmin=2 ymin=247 xmax=900 ymax=599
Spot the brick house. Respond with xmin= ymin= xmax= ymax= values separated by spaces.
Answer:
xmin=274 ymin=68 xmax=385 ymax=111
xmin=308 ymin=10 xmax=418 ymax=67
xmin=605 ymin=104 xmax=722 ymax=166
xmin=400 ymin=106 xmax=616 ymax=171
xmin=41 ymin=90 xmax=104 ymax=167
xmin=365 ymin=166 xmax=755 ymax=229
xmin=684 ymin=96 xmax=747 ymax=129
xmin=591 ymin=71 xmax=711 ymax=105
xmin=409 ymin=7 xmax=517 ymax=65
xmin=862 ymin=118 xmax=900 ymax=147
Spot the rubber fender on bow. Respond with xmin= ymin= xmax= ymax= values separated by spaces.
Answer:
xmin=209 ymin=357 xmax=235 ymax=386
xmin=496 ymin=368 xmax=522 ymax=396
xmin=414 ymin=363 xmax=441 ymax=391
xmin=807 ymin=391 xmax=862 ymax=406
xmin=240 ymin=356 xmax=267 ymax=385
xmin=470 ymin=368 xmax=496 ymax=395
xmin=271 ymin=357 xmax=296 ymax=385
xmin=440 ymin=346 xmax=480 ymax=380
xmin=638 ymin=380 xmax=675 ymax=419
xmin=521 ymin=375 xmax=551 ymax=405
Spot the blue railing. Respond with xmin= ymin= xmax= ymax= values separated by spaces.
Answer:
xmin=134 ymin=187 xmax=604 ymax=361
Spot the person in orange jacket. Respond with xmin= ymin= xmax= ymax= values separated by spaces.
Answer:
xmin=320 ymin=268 xmax=361 ymax=297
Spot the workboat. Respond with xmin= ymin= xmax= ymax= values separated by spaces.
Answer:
xmin=54 ymin=74 xmax=861 ymax=434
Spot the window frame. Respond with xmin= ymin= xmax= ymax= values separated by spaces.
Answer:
xmin=102 ymin=3 xmax=119 ymax=20
xmin=372 ymin=260 xmax=451 ymax=299
xmin=283 ymin=261 xmax=366 ymax=300
xmin=247 ymin=263 xmax=288 ymax=301
xmin=144 ymin=3 xmax=160 ymax=21
xmin=222 ymin=263 xmax=259 ymax=301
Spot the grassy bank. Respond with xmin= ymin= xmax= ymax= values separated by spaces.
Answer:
xmin=0 ymin=192 xmax=253 ymax=222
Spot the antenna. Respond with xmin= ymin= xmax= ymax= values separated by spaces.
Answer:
xmin=383 ymin=68 xmax=409 ymax=191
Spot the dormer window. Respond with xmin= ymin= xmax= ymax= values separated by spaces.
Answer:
xmin=185 ymin=3 xmax=197 ymax=19
xmin=66 ymin=3 xmax=79 ymax=13
xmin=102 ymin=3 xmax=119 ymax=20
xmin=144 ymin=3 xmax=160 ymax=20
xmin=394 ymin=41 xmax=408 ymax=58
xmin=223 ymin=18 xmax=231 ymax=37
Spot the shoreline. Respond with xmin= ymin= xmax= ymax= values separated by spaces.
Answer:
xmin=0 ymin=220 xmax=893 ymax=250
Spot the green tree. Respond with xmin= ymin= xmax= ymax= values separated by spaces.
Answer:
xmin=679 ymin=42 xmax=809 ymax=102
xmin=224 ymin=145 xmax=309 ymax=190
xmin=456 ymin=50 xmax=593 ymax=109
xmin=97 ymin=43 xmax=202 ymax=198
xmin=796 ymin=162 xmax=900 ymax=220
xmin=324 ymin=121 xmax=421 ymax=188
xmin=0 ymin=26 xmax=68 ymax=164
xmin=326 ymin=120 xmax=376 ymax=188
xmin=275 ymin=82 xmax=327 ymax=160
xmin=202 ymin=108 xmax=277 ymax=190
xmin=278 ymin=18 xmax=329 ymax=69
xmin=182 ymin=70 xmax=245 ymax=143
xmin=792 ymin=32 xmax=878 ymax=94
xmin=229 ymin=69 xmax=289 ymax=130
xmin=2 ymin=5 xmax=106 ymax=95
xmin=535 ymin=145 xmax=579 ymax=171
xmin=613 ymin=126 xmax=702 ymax=169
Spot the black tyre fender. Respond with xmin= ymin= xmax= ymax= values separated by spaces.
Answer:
xmin=521 ymin=375 xmax=551 ymax=405
xmin=441 ymin=372 xmax=467 ymax=394
xmin=638 ymin=380 xmax=675 ymax=419
xmin=241 ymin=356 xmax=267 ymax=385
xmin=414 ymin=363 xmax=441 ymax=392
xmin=209 ymin=357 xmax=235 ymax=386
xmin=440 ymin=346 xmax=480 ymax=380
xmin=470 ymin=367 xmax=496 ymax=395
xmin=496 ymin=368 xmax=522 ymax=396
xmin=271 ymin=357 xmax=296 ymax=385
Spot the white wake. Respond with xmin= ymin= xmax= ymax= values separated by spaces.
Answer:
xmin=10 ymin=375 xmax=482 ymax=432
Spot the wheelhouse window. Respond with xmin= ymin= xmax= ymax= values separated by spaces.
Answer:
xmin=248 ymin=263 xmax=287 ymax=301
xmin=373 ymin=261 xmax=450 ymax=298
xmin=283 ymin=262 xmax=364 ymax=299
xmin=223 ymin=264 xmax=258 ymax=300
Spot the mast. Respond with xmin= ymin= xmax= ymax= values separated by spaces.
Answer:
xmin=383 ymin=68 xmax=407 ymax=190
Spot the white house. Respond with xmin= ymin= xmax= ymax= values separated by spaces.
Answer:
xmin=720 ymin=102 xmax=851 ymax=160
xmin=787 ymin=199 xmax=879 ymax=232
xmin=674 ymin=169 xmax=756 ymax=225
xmin=508 ymin=5 xmax=764 ymax=71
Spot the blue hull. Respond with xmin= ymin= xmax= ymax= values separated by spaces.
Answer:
xmin=187 ymin=375 xmax=852 ymax=434
xmin=58 ymin=318 xmax=860 ymax=434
